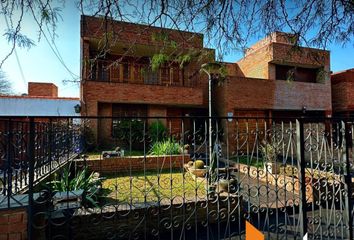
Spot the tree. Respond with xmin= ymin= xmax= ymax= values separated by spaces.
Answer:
xmin=0 ymin=0 xmax=353 ymax=70
xmin=0 ymin=71 xmax=13 ymax=95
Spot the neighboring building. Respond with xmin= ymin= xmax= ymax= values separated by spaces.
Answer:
xmin=331 ymin=68 xmax=354 ymax=117
xmin=215 ymin=32 xmax=332 ymax=120
xmin=80 ymin=15 xmax=214 ymax=147
xmin=0 ymin=82 xmax=80 ymax=117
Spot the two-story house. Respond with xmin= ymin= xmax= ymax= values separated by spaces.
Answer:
xmin=80 ymin=15 xmax=214 ymax=147
xmin=80 ymin=15 xmax=332 ymax=149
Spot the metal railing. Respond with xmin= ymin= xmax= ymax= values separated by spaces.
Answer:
xmin=88 ymin=59 xmax=201 ymax=88
xmin=0 ymin=116 xmax=353 ymax=240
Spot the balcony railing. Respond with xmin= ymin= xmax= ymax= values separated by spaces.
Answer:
xmin=87 ymin=59 xmax=201 ymax=88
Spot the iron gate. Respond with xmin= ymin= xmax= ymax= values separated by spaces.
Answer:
xmin=0 ymin=116 xmax=353 ymax=239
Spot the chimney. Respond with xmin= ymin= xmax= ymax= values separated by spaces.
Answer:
xmin=28 ymin=82 xmax=58 ymax=97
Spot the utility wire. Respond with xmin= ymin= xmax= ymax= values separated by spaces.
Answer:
xmin=28 ymin=4 xmax=79 ymax=81
xmin=39 ymin=27 xmax=79 ymax=80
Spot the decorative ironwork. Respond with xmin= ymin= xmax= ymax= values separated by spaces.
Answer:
xmin=0 ymin=116 xmax=353 ymax=240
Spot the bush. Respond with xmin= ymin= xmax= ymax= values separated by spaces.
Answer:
xmin=112 ymin=119 xmax=144 ymax=149
xmin=260 ymin=143 xmax=278 ymax=162
xmin=194 ymin=160 xmax=205 ymax=169
xmin=149 ymin=139 xmax=181 ymax=155
xmin=149 ymin=121 xmax=167 ymax=143
xmin=49 ymin=168 xmax=105 ymax=207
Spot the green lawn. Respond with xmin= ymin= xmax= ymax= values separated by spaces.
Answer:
xmin=102 ymin=170 xmax=206 ymax=203
xmin=229 ymin=155 xmax=264 ymax=168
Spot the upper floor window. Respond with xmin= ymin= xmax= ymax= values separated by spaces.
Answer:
xmin=160 ymin=66 xmax=170 ymax=84
xmin=122 ymin=63 xmax=130 ymax=82
xmin=143 ymin=68 xmax=159 ymax=85
xmin=275 ymin=64 xmax=320 ymax=83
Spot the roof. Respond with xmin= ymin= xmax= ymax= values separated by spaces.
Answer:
xmin=0 ymin=95 xmax=79 ymax=101
xmin=331 ymin=68 xmax=354 ymax=76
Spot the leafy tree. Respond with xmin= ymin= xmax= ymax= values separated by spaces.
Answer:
xmin=0 ymin=0 xmax=353 ymax=70
xmin=0 ymin=71 xmax=13 ymax=95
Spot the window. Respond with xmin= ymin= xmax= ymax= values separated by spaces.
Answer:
xmin=160 ymin=66 xmax=170 ymax=84
xmin=275 ymin=65 xmax=294 ymax=81
xmin=275 ymin=65 xmax=319 ymax=83
xmin=112 ymin=104 xmax=147 ymax=118
xmin=171 ymin=67 xmax=180 ymax=85
xmin=296 ymin=67 xmax=318 ymax=83
xmin=122 ymin=63 xmax=130 ymax=82
xmin=99 ymin=61 xmax=110 ymax=81
xmin=143 ymin=68 xmax=159 ymax=84
xmin=112 ymin=104 xmax=147 ymax=139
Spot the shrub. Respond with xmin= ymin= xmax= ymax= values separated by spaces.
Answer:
xmin=260 ymin=143 xmax=278 ymax=162
xmin=194 ymin=160 xmax=205 ymax=169
xmin=149 ymin=121 xmax=167 ymax=143
xmin=149 ymin=139 xmax=181 ymax=155
xmin=49 ymin=168 xmax=105 ymax=207
xmin=112 ymin=119 xmax=144 ymax=149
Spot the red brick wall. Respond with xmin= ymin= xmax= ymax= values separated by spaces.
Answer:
xmin=0 ymin=208 xmax=27 ymax=240
xmin=80 ymin=155 xmax=190 ymax=174
xmin=271 ymin=43 xmax=330 ymax=69
xmin=214 ymin=76 xmax=331 ymax=116
xmin=97 ymin=102 xmax=113 ymax=148
xmin=82 ymin=81 xmax=204 ymax=112
xmin=331 ymin=69 xmax=354 ymax=113
xmin=28 ymin=82 xmax=58 ymax=97
xmin=148 ymin=105 xmax=167 ymax=126
xmin=237 ymin=45 xmax=272 ymax=79
xmin=81 ymin=15 xmax=203 ymax=49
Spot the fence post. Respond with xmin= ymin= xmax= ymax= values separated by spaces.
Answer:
xmin=27 ymin=117 xmax=35 ymax=240
xmin=296 ymin=119 xmax=308 ymax=238
xmin=6 ymin=119 xmax=13 ymax=208
xmin=342 ymin=121 xmax=353 ymax=240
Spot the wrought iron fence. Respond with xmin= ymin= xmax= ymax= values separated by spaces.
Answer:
xmin=0 ymin=116 xmax=353 ymax=240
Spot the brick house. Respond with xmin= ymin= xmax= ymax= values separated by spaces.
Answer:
xmin=215 ymin=32 xmax=332 ymax=120
xmin=331 ymin=68 xmax=354 ymax=117
xmin=80 ymin=15 xmax=333 ymax=148
xmin=80 ymin=15 xmax=214 ymax=147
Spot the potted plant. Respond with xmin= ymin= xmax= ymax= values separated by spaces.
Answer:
xmin=49 ymin=167 xmax=105 ymax=211
xmin=190 ymin=160 xmax=207 ymax=178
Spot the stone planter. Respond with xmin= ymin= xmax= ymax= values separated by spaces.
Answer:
xmin=189 ymin=167 xmax=207 ymax=178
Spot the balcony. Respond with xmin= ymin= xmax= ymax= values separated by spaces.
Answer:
xmin=83 ymin=59 xmax=205 ymax=106
xmin=87 ymin=59 xmax=201 ymax=88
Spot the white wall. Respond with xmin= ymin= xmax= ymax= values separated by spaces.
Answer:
xmin=0 ymin=98 xmax=81 ymax=116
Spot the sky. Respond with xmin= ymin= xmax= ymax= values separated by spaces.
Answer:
xmin=0 ymin=2 xmax=353 ymax=98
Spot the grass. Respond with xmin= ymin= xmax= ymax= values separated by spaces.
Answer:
xmin=102 ymin=170 xmax=206 ymax=203
xmin=229 ymin=155 xmax=264 ymax=168
xmin=149 ymin=140 xmax=181 ymax=155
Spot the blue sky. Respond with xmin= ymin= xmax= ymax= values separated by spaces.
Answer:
xmin=0 ymin=2 xmax=353 ymax=98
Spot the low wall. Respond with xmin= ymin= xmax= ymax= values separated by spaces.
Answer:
xmin=77 ymin=155 xmax=191 ymax=173
xmin=38 ymin=196 xmax=243 ymax=239
xmin=0 ymin=207 xmax=28 ymax=240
